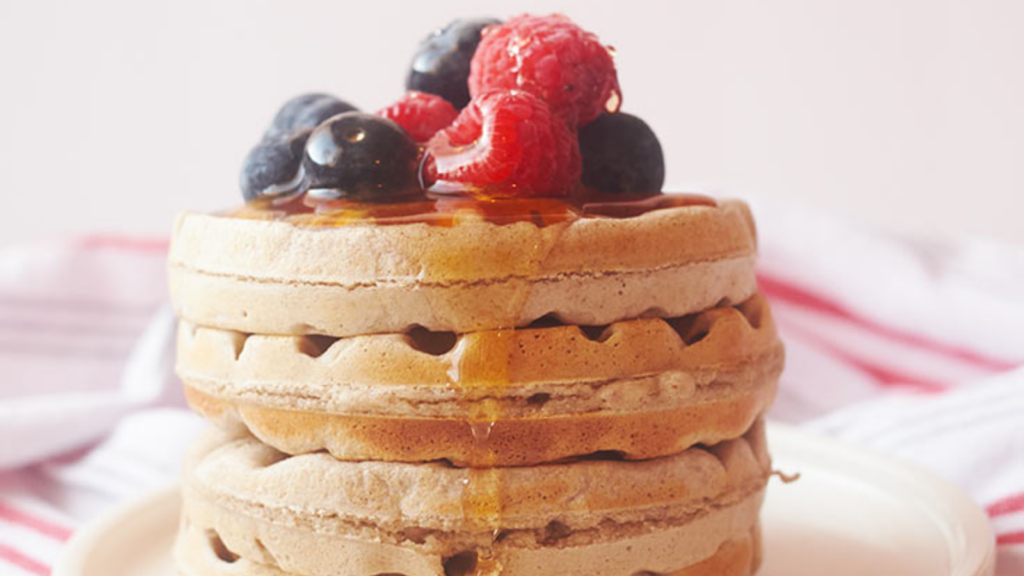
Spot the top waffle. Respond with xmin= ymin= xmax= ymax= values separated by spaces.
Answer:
xmin=168 ymin=198 xmax=758 ymax=338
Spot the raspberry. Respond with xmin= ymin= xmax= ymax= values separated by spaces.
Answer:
xmin=424 ymin=90 xmax=581 ymax=197
xmin=468 ymin=14 xmax=621 ymax=126
xmin=377 ymin=91 xmax=458 ymax=142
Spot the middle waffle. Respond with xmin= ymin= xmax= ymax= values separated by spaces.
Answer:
xmin=178 ymin=293 xmax=782 ymax=467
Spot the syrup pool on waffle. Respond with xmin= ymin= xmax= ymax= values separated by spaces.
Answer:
xmin=228 ymin=190 xmax=717 ymax=228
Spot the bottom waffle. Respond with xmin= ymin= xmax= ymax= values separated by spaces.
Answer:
xmin=174 ymin=421 xmax=769 ymax=576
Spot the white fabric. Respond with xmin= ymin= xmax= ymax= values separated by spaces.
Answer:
xmin=0 ymin=203 xmax=1021 ymax=574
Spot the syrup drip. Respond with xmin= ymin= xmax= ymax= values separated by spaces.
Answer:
xmin=226 ymin=190 xmax=716 ymax=229
xmin=443 ymin=254 xmax=547 ymax=575
xmin=447 ymin=329 xmax=519 ymax=575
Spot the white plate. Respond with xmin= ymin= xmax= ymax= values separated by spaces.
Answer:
xmin=54 ymin=422 xmax=996 ymax=576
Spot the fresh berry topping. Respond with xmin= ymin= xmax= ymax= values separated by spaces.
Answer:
xmin=468 ymin=14 xmax=621 ymax=126
xmin=377 ymin=91 xmax=459 ymax=143
xmin=265 ymin=93 xmax=358 ymax=140
xmin=302 ymin=112 xmax=420 ymax=201
xmin=406 ymin=18 xmax=501 ymax=109
xmin=425 ymin=90 xmax=580 ymax=197
xmin=579 ymin=112 xmax=665 ymax=193
xmin=239 ymin=129 xmax=311 ymax=201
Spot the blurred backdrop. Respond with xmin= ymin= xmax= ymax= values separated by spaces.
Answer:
xmin=0 ymin=0 xmax=1021 ymax=244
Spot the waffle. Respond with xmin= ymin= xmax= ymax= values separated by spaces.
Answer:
xmin=178 ymin=294 xmax=782 ymax=466
xmin=168 ymin=200 xmax=758 ymax=338
xmin=174 ymin=422 xmax=768 ymax=576
xmin=169 ymin=188 xmax=781 ymax=576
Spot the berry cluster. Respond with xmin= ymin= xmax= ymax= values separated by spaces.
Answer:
xmin=240 ymin=94 xmax=418 ymax=201
xmin=240 ymin=14 xmax=665 ymax=202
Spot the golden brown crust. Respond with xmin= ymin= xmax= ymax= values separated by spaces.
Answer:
xmin=179 ymin=295 xmax=783 ymax=465
xmin=186 ymin=378 xmax=777 ymax=467
xmin=168 ymin=199 xmax=758 ymax=337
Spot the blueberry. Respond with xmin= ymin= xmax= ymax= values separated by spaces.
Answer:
xmin=264 ymin=93 xmax=358 ymax=140
xmin=578 ymin=113 xmax=665 ymax=193
xmin=302 ymin=112 xmax=421 ymax=201
xmin=406 ymin=18 xmax=500 ymax=109
xmin=240 ymin=129 xmax=311 ymax=201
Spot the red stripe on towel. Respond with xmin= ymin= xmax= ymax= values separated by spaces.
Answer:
xmin=0 ymin=503 xmax=73 ymax=542
xmin=781 ymin=321 xmax=947 ymax=392
xmin=997 ymin=531 xmax=1024 ymax=546
xmin=757 ymin=272 xmax=1018 ymax=372
xmin=987 ymin=493 xmax=1024 ymax=517
xmin=0 ymin=543 xmax=50 ymax=576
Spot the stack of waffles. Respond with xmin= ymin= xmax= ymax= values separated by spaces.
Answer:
xmin=168 ymin=197 xmax=783 ymax=576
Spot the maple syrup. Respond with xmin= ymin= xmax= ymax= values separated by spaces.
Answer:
xmin=226 ymin=189 xmax=716 ymax=228
xmin=447 ymin=327 xmax=521 ymax=575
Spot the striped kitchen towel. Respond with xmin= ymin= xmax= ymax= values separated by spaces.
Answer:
xmin=750 ymin=195 xmax=1024 ymax=575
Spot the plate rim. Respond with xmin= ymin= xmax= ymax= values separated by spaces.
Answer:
xmin=53 ymin=483 xmax=180 ymax=576
xmin=766 ymin=422 xmax=996 ymax=576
